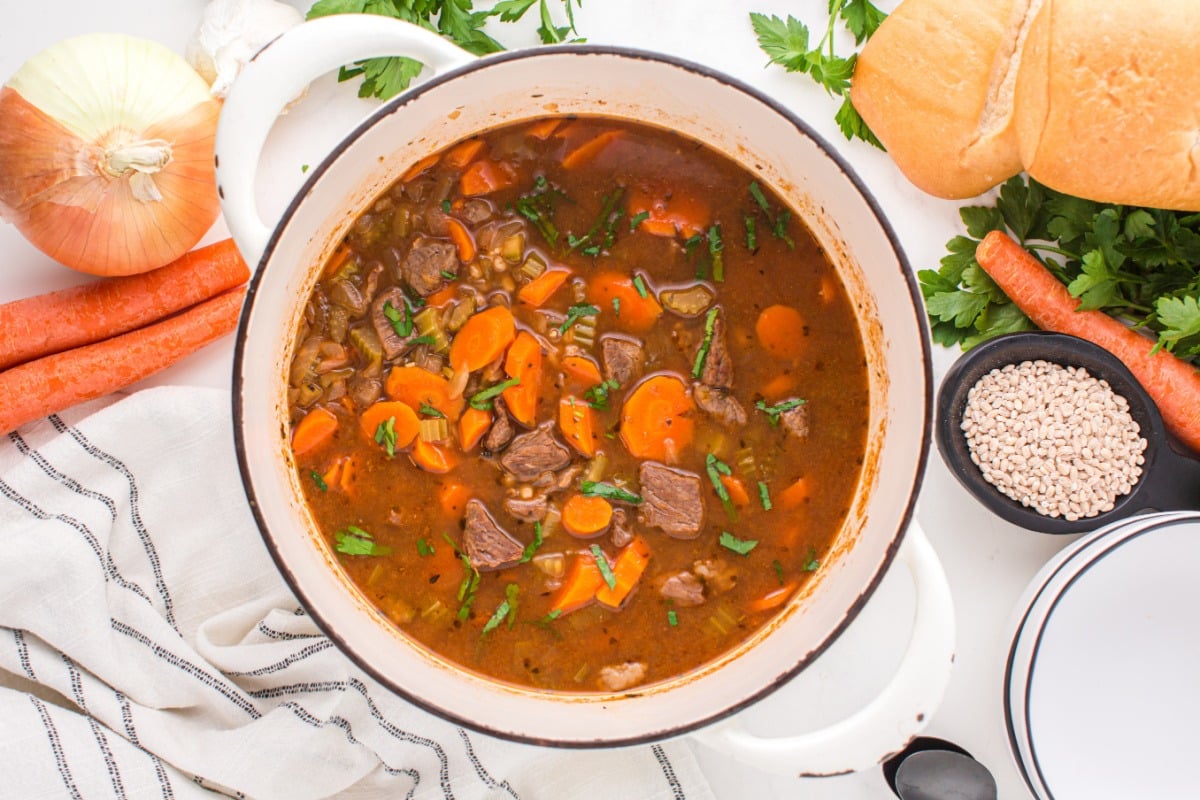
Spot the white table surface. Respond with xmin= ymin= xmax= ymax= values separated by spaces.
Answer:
xmin=0 ymin=1 xmax=1075 ymax=797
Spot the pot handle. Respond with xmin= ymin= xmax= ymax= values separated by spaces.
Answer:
xmin=214 ymin=15 xmax=475 ymax=267
xmin=691 ymin=522 xmax=955 ymax=777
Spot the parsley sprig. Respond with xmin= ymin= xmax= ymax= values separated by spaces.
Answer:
xmin=920 ymin=175 xmax=1200 ymax=360
xmin=750 ymin=2 xmax=886 ymax=149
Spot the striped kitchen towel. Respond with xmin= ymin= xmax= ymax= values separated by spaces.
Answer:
xmin=0 ymin=386 xmax=714 ymax=800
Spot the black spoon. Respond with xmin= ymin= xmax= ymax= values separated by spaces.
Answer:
xmin=883 ymin=737 xmax=997 ymax=800
xmin=936 ymin=331 xmax=1200 ymax=534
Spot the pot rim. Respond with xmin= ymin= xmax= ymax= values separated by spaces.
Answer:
xmin=231 ymin=42 xmax=934 ymax=748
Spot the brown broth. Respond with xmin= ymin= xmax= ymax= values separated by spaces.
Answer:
xmin=287 ymin=117 xmax=870 ymax=692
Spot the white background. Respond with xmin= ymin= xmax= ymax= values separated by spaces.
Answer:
xmin=0 ymin=1 xmax=1075 ymax=797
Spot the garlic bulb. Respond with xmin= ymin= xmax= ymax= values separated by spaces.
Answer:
xmin=0 ymin=34 xmax=222 ymax=276
xmin=188 ymin=0 xmax=304 ymax=99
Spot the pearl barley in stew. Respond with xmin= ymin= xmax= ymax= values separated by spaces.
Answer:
xmin=961 ymin=360 xmax=1147 ymax=521
xmin=287 ymin=116 xmax=870 ymax=692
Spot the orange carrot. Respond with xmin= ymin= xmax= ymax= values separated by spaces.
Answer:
xmin=548 ymin=552 xmax=607 ymax=615
xmin=561 ymin=129 xmax=623 ymax=170
xmin=0 ymin=239 xmax=249 ymax=371
xmin=760 ymin=372 xmax=798 ymax=400
xmin=559 ymin=395 xmax=598 ymax=456
xmin=320 ymin=455 xmax=358 ymax=494
xmin=0 ymin=287 xmax=244 ymax=437
xmin=561 ymin=493 xmax=613 ymax=537
xmin=756 ymin=304 xmax=807 ymax=361
xmin=358 ymin=400 xmax=420 ymax=450
xmin=778 ymin=476 xmax=811 ymax=510
xmin=585 ymin=271 xmax=663 ymax=332
xmin=594 ymin=535 xmax=652 ymax=608
xmin=443 ymin=138 xmax=485 ymax=168
xmin=457 ymin=406 xmax=492 ymax=451
xmin=516 ymin=268 xmax=570 ymax=308
xmin=401 ymin=152 xmax=440 ymax=182
xmin=449 ymin=305 xmax=516 ymax=372
xmin=425 ymin=284 xmax=459 ymax=308
xmin=720 ymin=474 xmax=751 ymax=507
xmin=747 ymin=583 xmax=797 ymax=614
xmin=503 ymin=331 xmax=542 ymax=426
xmin=385 ymin=365 xmax=465 ymax=421
xmin=626 ymin=186 xmax=710 ymax=239
xmin=619 ymin=375 xmax=695 ymax=461
xmin=322 ymin=243 xmax=355 ymax=279
xmin=977 ymin=230 xmax=1200 ymax=453
xmin=460 ymin=159 xmax=515 ymax=196
xmin=446 ymin=217 xmax=477 ymax=263
xmin=411 ymin=439 xmax=458 ymax=473
xmin=292 ymin=407 xmax=339 ymax=457
xmin=561 ymin=354 xmax=603 ymax=388
xmin=525 ymin=117 xmax=564 ymax=140
xmin=438 ymin=480 xmax=472 ymax=516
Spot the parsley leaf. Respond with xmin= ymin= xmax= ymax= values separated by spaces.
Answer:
xmin=334 ymin=526 xmax=392 ymax=556
xmin=772 ymin=559 xmax=785 ymax=585
xmin=469 ymin=377 xmax=520 ymax=410
xmin=482 ymin=583 xmax=521 ymax=635
xmin=584 ymin=379 xmax=619 ymax=410
xmin=719 ymin=531 xmax=758 ymax=556
xmin=419 ymin=402 xmax=445 ymax=418
xmin=417 ymin=537 xmax=435 ymax=557
xmin=519 ymin=521 xmax=544 ymax=564
xmin=558 ymin=303 xmax=600 ymax=334
xmin=590 ymin=545 xmax=617 ymax=590
xmin=580 ymin=480 xmax=643 ymax=504
xmin=691 ymin=307 xmax=720 ymax=379
xmin=755 ymin=397 xmax=805 ymax=426
xmin=310 ymin=470 xmax=328 ymax=492
xmin=374 ymin=416 xmax=398 ymax=457
xmin=802 ymin=547 xmax=821 ymax=572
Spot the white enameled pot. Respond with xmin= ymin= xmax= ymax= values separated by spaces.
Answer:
xmin=217 ymin=15 xmax=954 ymax=777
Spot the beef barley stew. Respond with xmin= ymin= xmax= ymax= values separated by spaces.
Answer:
xmin=287 ymin=116 xmax=870 ymax=692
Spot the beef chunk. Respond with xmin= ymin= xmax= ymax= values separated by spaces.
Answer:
xmin=401 ymin=239 xmax=457 ymax=296
xmin=597 ymin=661 xmax=647 ymax=692
xmin=504 ymin=494 xmax=548 ymax=523
xmin=463 ymin=499 xmax=524 ymax=572
xmin=781 ymin=400 xmax=809 ymax=439
xmin=458 ymin=198 xmax=493 ymax=226
xmin=638 ymin=461 xmax=704 ymax=539
xmin=370 ymin=287 xmax=417 ymax=359
xmin=610 ymin=507 xmax=633 ymax=548
xmin=484 ymin=396 xmax=515 ymax=453
xmin=659 ymin=571 xmax=705 ymax=607
xmin=500 ymin=423 xmax=572 ymax=482
xmin=694 ymin=558 xmax=738 ymax=593
xmin=693 ymin=383 xmax=747 ymax=427
xmin=696 ymin=315 xmax=734 ymax=389
xmin=531 ymin=463 xmax=582 ymax=493
xmin=600 ymin=335 xmax=646 ymax=387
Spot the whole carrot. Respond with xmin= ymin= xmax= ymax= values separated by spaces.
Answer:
xmin=0 ymin=286 xmax=245 ymax=436
xmin=0 ymin=239 xmax=249 ymax=370
xmin=975 ymin=230 xmax=1200 ymax=453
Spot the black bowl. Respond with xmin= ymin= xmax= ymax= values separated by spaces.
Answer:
xmin=935 ymin=331 xmax=1200 ymax=534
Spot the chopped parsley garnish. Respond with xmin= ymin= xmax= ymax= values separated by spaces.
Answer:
xmin=749 ymin=181 xmax=771 ymax=214
xmin=309 ymin=470 xmax=328 ymax=492
xmin=683 ymin=233 xmax=704 ymax=256
xmin=745 ymin=214 xmax=758 ymax=250
xmin=456 ymin=555 xmax=482 ymax=620
xmin=411 ymin=335 xmax=436 ymax=346
xmin=691 ymin=306 xmax=720 ymax=379
xmin=469 ymin=377 xmax=520 ymax=410
xmin=515 ymin=177 xmax=566 ymax=246
xmin=537 ymin=609 xmax=562 ymax=626
xmin=803 ymin=547 xmax=821 ymax=572
xmin=568 ymin=187 xmax=625 ymax=256
xmin=417 ymin=537 xmax=435 ymax=557
xmin=382 ymin=298 xmax=414 ymax=338
xmin=709 ymin=224 xmax=725 ymax=281
xmin=758 ymin=480 xmax=772 ymax=510
xmin=482 ymin=583 xmax=520 ymax=635
xmin=441 ymin=199 xmax=452 ymax=213
xmin=584 ymin=378 xmax=620 ymax=410
xmin=419 ymin=402 xmax=445 ymax=418
xmin=705 ymin=453 xmax=733 ymax=501
xmin=755 ymin=397 xmax=806 ymax=426
xmin=632 ymin=274 xmax=649 ymax=298
xmin=629 ymin=210 xmax=650 ymax=231
xmin=612 ymin=297 xmax=621 ymax=317
xmin=772 ymin=558 xmax=785 ymax=585
xmin=580 ymin=480 xmax=642 ymax=504
xmin=667 ymin=609 xmax=679 ymax=627
xmin=334 ymin=526 xmax=392 ymax=557
xmin=719 ymin=531 xmax=758 ymax=556
xmin=590 ymin=545 xmax=617 ymax=590
xmin=374 ymin=416 xmax=397 ymax=457
xmin=301 ymin=164 xmax=310 ymax=174
xmin=519 ymin=521 xmax=544 ymax=564
xmin=440 ymin=269 xmax=457 ymax=280
xmin=558 ymin=303 xmax=600 ymax=334
xmin=746 ymin=181 xmax=795 ymax=248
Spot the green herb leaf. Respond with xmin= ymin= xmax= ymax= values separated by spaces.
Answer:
xmin=417 ymin=537 xmax=435 ymax=557
xmin=772 ymin=558 xmax=785 ymax=585
xmin=519 ymin=521 xmax=544 ymax=564
xmin=382 ymin=298 xmax=413 ymax=338
xmin=709 ymin=224 xmax=725 ymax=281
xmin=334 ymin=526 xmax=392 ymax=557
xmin=612 ymin=297 xmax=621 ymax=317
xmin=310 ymin=470 xmax=328 ymax=492
xmin=411 ymin=335 xmax=437 ymax=346
xmin=691 ymin=306 xmax=720 ymax=379
xmin=590 ymin=545 xmax=617 ymax=590
xmin=840 ymin=0 xmax=888 ymax=44
xmin=758 ymin=480 xmax=772 ymax=510
xmin=1157 ymin=295 xmax=1200 ymax=351
xmin=834 ymin=96 xmax=884 ymax=149
xmin=419 ymin=402 xmax=445 ymax=418
xmin=755 ymin=397 xmax=805 ymax=426
xmin=469 ymin=377 xmax=520 ymax=410
xmin=482 ymin=583 xmax=520 ymax=634
xmin=719 ymin=531 xmax=759 ymax=556
xmin=744 ymin=214 xmax=758 ymax=251
xmin=559 ymin=303 xmax=600 ymax=334
xmin=584 ymin=379 xmax=619 ymax=410
xmin=667 ymin=609 xmax=679 ymax=627
xmin=632 ymin=274 xmax=649 ymax=298
xmin=440 ymin=269 xmax=457 ymax=280
xmin=374 ymin=416 xmax=398 ymax=457
xmin=750 ymin=12 xmax=811 ymax=73
xmin=704 ymin=453 xmax=733 ymax=507
xmin=629 ymin=210 xmax=650 ymax=232
xmin=803 ymin=547 xmax=821 ymax=572
xmin=301 ymin=164 xmax=310 ymax=174
xmin=580 ymin=480 xmax=642 ymax=504
xmin=441 ymin=199 xmax=452 ymax=213
xmin=456 ymin=556 xmax=481 ymax=620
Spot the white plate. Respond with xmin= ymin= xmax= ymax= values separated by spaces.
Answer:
xmin=1004 ymin=512 xmax=1200 ymax=799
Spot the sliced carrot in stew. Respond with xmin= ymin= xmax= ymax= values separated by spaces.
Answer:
xmin=446 ymin=217 xmax=477 ymax=263
xmin=756 ymin=304 xmax=807 ymax=361
xmin=778 ymin=475 xmax=811 ymax=510
xmin=457 ymin=406 xmax=492 ymax=451
xmin=559 ymin=395 xmax=598 ymax=456
xmin=358 ymin=400 xmax=420 ymax=450
xmin=437 ymin=480 xmax=472 ymax=517
xmin=411 ymin=439 xmax=458 ymax=474
xmin=626 ymin=186 xmax=710 ymax=239
xmin=443 ymin=138 xmax=485 ymax=169
xmin=594 ymin=535 xmax=652 ymax=609
xmin=386 ymin=365 xmax=465 ymax=421
xmin=322 ymin=244 xmax=355 ymax=280
xmin=401 ymin=152 xmax=440 ymax=183
xmin=561 ymin=493 xmax=613 ymax=538
xmin=760 ymin=372 xmax=799 ymax=400
xmin=585 ymin=271 xmax=663 ymax=332
xmin=561 ymin=129 xmax=623 ymax=170
xmin=524 ymin=117 xmax=564 ymax=140
xmin=502 ymin=331 xmax=542 ymax=427
xmin=320 ymin=455 xmax=356 ymax=494
xmin=425 ymin=284 xmax=459 ymax=308
xmin=561 ymin=354 xmax=603 ymax=389
xmin=720 ymin=474 xmax=751 ymax=507
xmin=619 ymin=375 xmax=695 ymax=462
xmin=292 ymin=407 xmax=339 ymax=456
xmin=747 ymin=583 xmax=797 ymax=614
xmin=548 ymin=553 xmax=607 ymax=615
xmin=449 ymin=305 xmax=516 ymax=373
xmin=516 ymin=268 xmax=570 ymax=308
xmin=460 ymin=159 xmax=516 ymax=196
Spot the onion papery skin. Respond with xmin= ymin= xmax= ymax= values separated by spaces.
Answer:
xmin=0 ymin=34 xmax=222 ymax=276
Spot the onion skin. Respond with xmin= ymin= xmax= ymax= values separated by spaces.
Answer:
xmin=0 ymin=34 xmax=222 ymax=276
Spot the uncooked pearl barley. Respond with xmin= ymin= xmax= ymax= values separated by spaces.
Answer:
xmin=961 ymin=360 xmax=1147 ymax=521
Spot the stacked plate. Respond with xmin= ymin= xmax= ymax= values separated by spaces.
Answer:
xmin=1004 ymin=511 xmax=1200 ymax=799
